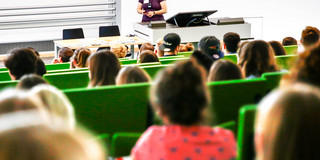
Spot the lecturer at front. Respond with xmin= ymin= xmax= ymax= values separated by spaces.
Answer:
xmin=137 ymin=0 xmax=167 ymax=22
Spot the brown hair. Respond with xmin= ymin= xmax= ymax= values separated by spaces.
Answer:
xmin=140 ymin=50 xmax=159 ymax=63
xmin=111 ymin=43 xmax=127 ymax=58
xmin=301 ymin=26 xmax=320 ymax=48
xmin=59 ymin=47 xmax=74 ymax=62
xmin=0 ymin=125 xmax=106 ymax=160
xmin=155 ymin=38 xmax=164 ymax=57
xmin=116 ymin=66 xmax=151 ymax=85
xmin=282 ymin=42 xmax=320 ymax=87
xmin=208 ymin=59 xmax=243 ymax=82
xmin=282 ymin=37 xmax=297 ymax=46
xmin=140 ymin=42 xmax=155 ymax=53
xmin=269 ymin=41 xmax=287 ymax=56
xmin=238 ymin=40 xmax=278 ymax=77
xmin=151 ymin=59 xmax=209 ymax=125
xmin=88 ymin=50 xmax=121 ymax=87
xmin=179 ymin=43 xmax=194 ymax=52
xmin=256 ymin=83 xmax=320 ymax=160
xmin=17 ymin=74 xmax=48 ymax=89
xmin=72 ymin=48 xmax=91 ymax=68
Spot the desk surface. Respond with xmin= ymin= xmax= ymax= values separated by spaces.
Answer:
xmin=54 ymin=36 xmax=148 ymax=49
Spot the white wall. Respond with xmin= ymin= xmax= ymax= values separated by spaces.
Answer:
xmin=119 ymin=0 xmax=320 ymax=41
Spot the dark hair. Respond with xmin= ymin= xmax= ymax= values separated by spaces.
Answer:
xmin=238 ymin=41 xmax=250 ymax=58
xmin=72 ymin=48 xmax=91 ymax=68
xmin=17 ymin=74 xmax=48 ymax=89
xmin=223 ymin=32 xmax=241 ymax=53
xmin=140 ymin=43 xmax=155 ymax=53
xmin=198 ymin=36 xmax=221 ymax=57
xmin=191 ymin=50 xmax=213 ymax=73
xmin=59 ymin=47 xmax=74 ymax=62
xmin=208 ymin=60 xmax=243 ymax=81
xmin=35 ymin=58 xmax=47 ymax=76
xmin=116 ymin=66 xmax=151 ymax=85
xmin=4 ymin=48 xmax=37 ymax=80
xmin=238 ymin=40 xmax=278 ymax=77
xmin=140 ymin=50 xmax=159 ymax=63
xmin=301 ymin=26 xmax=320 ymax=48
xmin=285 ymin=43 xmax=320 ymax=86
xmin=269 ymin=41 xmax=287 ymax=56
xmin=282 ymin=37 xmax=297 ymax=46
xmin=151 ymin=59 xmax=209 ymax=125
xmin=88 ymin=50 xmax=121 ymax=87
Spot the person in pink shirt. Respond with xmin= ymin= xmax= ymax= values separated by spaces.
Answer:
xmin=131 ymin=59 xmax=237 ymax=160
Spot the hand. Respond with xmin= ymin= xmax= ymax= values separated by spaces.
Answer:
xmin=51 ymin=58 xmax=60 ymax=64
xmin=142 ymin=10 xmax=146 ymax=15
xmin=146 ymin=11 xmax=155 ymax=18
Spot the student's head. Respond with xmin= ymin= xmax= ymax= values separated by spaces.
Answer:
xmin=88 ymin=50 xmax=121 ymax=87
xmin=208 ymin=59 xmax=243 ymax=82
xmin=35 ymin=58 xmax=47 ymax=77
xmin=111 ymin=43 xmax=127 ymax=58
xmin=140 ymin=42 xmax=155 ymax=53
xmin=151 ymin=59 xmax=209 ymax=126
xmin=191 ymin=50 xmax=213 ymax=73
xmin=116 ymin=66 xmax=151 ymax=85
xmin=268 ymin=41 xmax=287 ymax=56
xmin=255 ymin=83 xmax=320 ymax=160
xmin=17 ymin=74 xmax=48 ymax=89
xmin=223 ymin=32 xmax=241 ymax=53
xmin=4 ymin=48 xmax=37 ymax=80
xmin=284 ymin=43 xmax=320 ymax=87
xmin=198 ymin=36 xmax=222 ymax=60
xmin=301 ymin=26 xmax=320 ymax=49
xmin=71 ymin=48 xmax=91 ymax=68
xmin=160 ymin=33 xmax=181 ymax=56
xmin=58 ymin=47 xmax=74 ymax=62
xmin=155 ymin=38 xmax=164 ymax=57
xmin=282 ymin=37 xmax=297 ymax=46
xmin=179 ymin=43 xmax=194 ymax=52
xmin=238 ymin=40 xmax=278 ymax=77
xmin=0 ymin=125 xmax=106 ymax=160
xmin=29 ymin=84 xmax=75 ymax=129
xmin=140 ymin=50 xmax=159 ymax=63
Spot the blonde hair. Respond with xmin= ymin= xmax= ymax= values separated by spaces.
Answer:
xmin=116 ymin=66 xmax=151 ymax=85
xmin=29 ymin=84 xmax=76 ymax=129
xmin=72 ymin=48 xmax=91 ymax=68
xmin=256 ymin=83 xmax=320 ymax=160
xmin=0 ymin=125 xmax=106 ymax=160
xmin=111 ymin=43 xmax=127 ymax=58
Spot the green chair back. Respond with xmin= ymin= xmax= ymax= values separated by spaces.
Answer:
xmin=97 ymin=133 xmax=111 ymax=154
xmin=0 ymin=71 xmax=11 ymax=81
xmin=63 ymin=83 xmax=150 ymax=135
xmin=123 ymin=62 xmax=161 ymax=68
xmin=261 ymin=71 xmax=289 ymax=93
xmin=158 ymin=55 xmax=185 ymax=59
xmin=0 ymin=80 xmax=18 ymax=90
xmin=222 ymin=54 xmax=238 ymax=64
xmin=120 ymin=59 xmax=138 ymax=65
xmin=177 ymin=51 xmax=193 ymax=57
xmin=45 ymin=63 xmax=70 ymax=71
xmin=47 ymin=68 xmax=88 ymax=74
xmin=110 ymin=132 xmax=142 ymax=158
xmin=44 ymin=71 xmax=89 ymax=89
xmin=208 ymin=78 xmax=265 ymax=126
xmin=160 ymin=57 xmax=189 ymax=65
xmin=0 ymin=68 xmax=8 ymax=72
xmin=237 ymin=105 xmax=257 ymax=160
xmin=217 ymin=121 xmax=236 ymax=134
xmin=275 ymin=55 xmax=298 ymax=70
xmin=141 ymin=64 xmax=172 ymax=79
xmin=283 ymin=45 xmax=298 ymax=55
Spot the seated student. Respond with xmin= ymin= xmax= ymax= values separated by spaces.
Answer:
xmin=159 ymin=33 xmax=181 ymax=57
xmin=140 ymin=50 xmax=160 ymax=63
xmin=269 ymin=41 xmax=287 ymax=56
xmin=70 ymin=47 xmax=91 ymax=69
xmin=282 ymin=37 xmax=298 ymax=46
xmin=301 ymin=26 xmax=320 ymax=50
xmin=208 ymin=59 xmax=243 ymax=82
xmin=223 ymin=32 xmax=241 ymax=54
xmin=88 ymin=50 xmax=121 ymax=87
xmin=17 ymin=74 xmax=48 ymax=89
xmin=238 ymin=40 xmax=278 ymax=79
xmin=191 ymin=50 xmax=213 ymax=73
xmin=155 ymin=38 xmax=164 ymax=57
xmin=281 ymin=43 xmax=320 ymax=87
xmin=5 ymin=48 xmax=37 ymax=80
xmin=198 ymin=36 xmax=224 ymax=61
xmin=255 ymin=83 xmax=320 ymax=160
xmin=131 ymin=60 xmax=236 ymax=160
xmin=52 ymin=47 xmax=74 ymax=64
xmin=27 ymin=47 xmax=47 ymax=76
xmin=0 ymin=125 xmax=106 ymax=160
xmin=116 ymin=66 xmax=151 ymax=85
xmin=111 ymin=43 xmax=128 ymax=58
xmin=179 ymin=42 xmax=194 ymax=52
xmin=29 ymin=84 xmax=76 ymax=130
xmin=140 ymin=42 xmax=155 ymax=53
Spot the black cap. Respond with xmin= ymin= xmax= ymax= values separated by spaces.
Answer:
xmin=198 ymin=36 xmax=221 ymax=59
xmin=160 ymin=33 xmax=181 ymax=52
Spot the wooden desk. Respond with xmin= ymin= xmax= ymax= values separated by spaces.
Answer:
xmin=54 ymin=36 xmax=148 ymax=59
